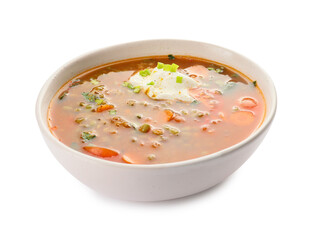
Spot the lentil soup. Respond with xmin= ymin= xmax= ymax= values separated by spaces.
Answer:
xmin=48 ymin=55 xmax=265 ymax=164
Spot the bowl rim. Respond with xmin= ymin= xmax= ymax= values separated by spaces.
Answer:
xmin=36 ymin=39 xmax=277 ymax=169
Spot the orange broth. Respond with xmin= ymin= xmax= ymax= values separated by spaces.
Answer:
xmin=48 ymin=55 xmax=265 ymax=164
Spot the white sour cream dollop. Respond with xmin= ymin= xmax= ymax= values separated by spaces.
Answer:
xmin=128 ymin=67 xmax=200 ymax=102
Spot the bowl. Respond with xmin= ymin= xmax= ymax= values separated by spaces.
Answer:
xmin=36 ymin=39 xmax=277 ymax=201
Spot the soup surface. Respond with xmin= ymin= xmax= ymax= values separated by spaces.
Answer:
xmin=48 ymin=55 xmax=265 ymax=164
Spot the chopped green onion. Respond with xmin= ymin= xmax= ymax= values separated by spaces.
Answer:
xmin=95 ymin=99 xmax=104 ymax=105
xmin=109 ymin=110 xmax=117 ymax=115
xmin=207 ymin=67 xmax=215 ymax=71
xmin=157 ymin=62 xmax=164 ymax=69
xmin=176 ymin=76 xmax=183 ymax=83
xmin=168 ymin=54 xmax=175 ymax=60
xmin=139 ymin=69 xmax=151 ymax=77
xmin=170 ymin=63 xmax=179 ymax=72
xmin=191 ymin=99 xmax=200 ymax=104
xmin=90 ymin=79 xmax=99 ymax=85
xmin=215 ymin=68 xmax=223 ymax=73
xmin=253 ymin=81 xmax=257 ymax=87
xmin=133 ymin=86 xmax=141 ymax=93
xmin=122 ymin=81 xmax=134 ymax=89
xmin=147 ymin=81 xmax=155 ymax=85
xmin=163 ymin=64 xmax=171 ymax=71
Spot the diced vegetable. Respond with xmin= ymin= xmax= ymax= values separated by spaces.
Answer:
xmin=122 ymin=81 xmax=134 ymax=89
xmin=170 ymin=63 xmax=179 ymax=72
xmin=133 ymin=86 xmax=141 ymax=93
xmin=95 ymin=99 xmax=105 ymax=105
xmin=96 ymin=104 xmax=114 ymax=112
xmin=139 ymin=124 xmax=151 ymax=133
xmin=75 ymin=117 xmax=85 ymax=123
xmin=157 ymin=62 xmax=164 ymax=69
xmin=90 ymin=79 xmax=100 ymax=85
xmin=152 ymin=128 xmax=164 ymax=135
xmin=164 ymin=125 xmax=180 ymax=135
xmin=176 ymin=76 xmax=183 ymax=83
xmin=109 ymin=109 xmax=117 ymax=115
xmin=147 ymin=154 xmax=156 ymax=160
xmin=139 ymin=69 xmax=151 ymax=77
xmin=164 ymin=109 xmax=174 ymax=121
xmin=163 ymin=64 xmax=171 ymax=71
xmin=147 ymin=81 xmax=155 ymax=85
xmin=83 ymin=146 xmax=119 ymax=158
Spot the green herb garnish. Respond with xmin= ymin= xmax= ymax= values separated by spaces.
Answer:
xmin=147 ymin=81 xmax=155 ymax=85
xmin=90 ymin=79 xmax=99 ymax=85
xmin=133 ymin=86 xmax=141 ymax=93
xmin=95 ymin=99 xmax=105 ymax=105
xmin=82 ymin=92 xmax=97 ymax=102
xmin=207 ymin=67 xmax=215 ymax=71
xmin=170 ymin=63 xmax=179 ymax=72
xmin=122 ymin=81 xmax=134 ymax=89
xmin=253 ymin=81 xmax=257 ymax=87
xmin=109 ymin=110 xmax=117 ymax=115
xmin=176 ymin=76 xmax=183 ymax=83
xmin=168 ymin=54 xmax=175 ymax=60
xmin=139 ymin=69 xmax=151 ymax=77
xmin=215 ymin=68 xmax=223 ymax=73
xmin=163 ymin=64 xmax=171 ymax=71
xmin=81 ymin=132 xmax=96 ymax=142
xmin=157 ymin=62 xmax=164 ymax=69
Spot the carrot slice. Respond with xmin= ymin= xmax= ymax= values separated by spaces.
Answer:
xmin=122 ymin=155 xmax=135 ymax=164
xmin=96 ymin=105 xmax=114 ymax=112
xmin=164 ymin=109 xmax=174 ymax=121
xmin=230 ymin=111 xmax=255 ymax=126
xmin=83 ymin=146 xmax=119 ymax=158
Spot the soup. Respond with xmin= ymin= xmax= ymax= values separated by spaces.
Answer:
xmin=48 ymin=55 xmax=265 ymax=164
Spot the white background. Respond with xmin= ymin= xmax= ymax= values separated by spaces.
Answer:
xmin=1 ymin=0 xmax=311 ymax=239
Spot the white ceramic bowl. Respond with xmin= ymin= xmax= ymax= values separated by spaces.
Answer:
xmin=36 ymin=39 xmax=277 ymax=201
